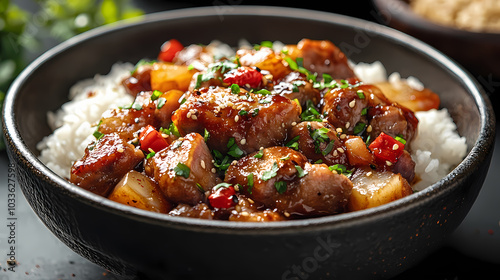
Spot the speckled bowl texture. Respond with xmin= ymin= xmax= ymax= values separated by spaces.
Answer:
xmin=2 ymin=6 xmax=496 ymax=280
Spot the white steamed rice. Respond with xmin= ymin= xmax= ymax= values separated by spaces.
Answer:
xmin=37 ymin=42 xmax=467 ymax=191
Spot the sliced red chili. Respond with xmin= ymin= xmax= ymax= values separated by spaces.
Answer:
xmin=208 ymin=184 xmax=237 ymax=209
xmin=158 ymin=39 xmax=184 ymax=62
xmin=368 ymin=132 xmax=405 ymax=164
xmin=223 ymin=66 xmax=263 ymax=88
xmin=139 ymin=125 xmax=169 ymax=153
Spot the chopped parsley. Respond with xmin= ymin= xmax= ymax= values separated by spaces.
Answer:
xmin=254 ymin=149 xmax=264 ymax=159
xmin=308 ymin=124 xmax=333 ymax=155
xmin=353 ymin=122 xmax=367 ymax=135
xmin=274 ymin=181 xmax=287 ymax=194
xmin=247 ymin=173 xmax=254 ymax=194
xmin=230 ymin=84 xmax=240 ymax=94
xmin=174 ymin=162 xmax=190 ymax=178
xmin=295 ymin=165 xmax=308 ymax=178
xmin=285 ymin=135 xmax=300 ymax=151
xmin=93 ymin=130 xmax=104 ymax=141
xmin=213 ymin=182 xmax=232 ymax=190
xmin=203 ymin=129 xmax=210 ymax=142
xmin=300 ymin=100 xmax=323 ymax=122
xmin=329 ymin=164 xmax=352 ymax=177
xmin=261 ymin=161 xmax=279 ymax=181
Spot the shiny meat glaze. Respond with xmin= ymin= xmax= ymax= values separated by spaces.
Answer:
xmin=69 ymin=38 xmax=440 ymax=221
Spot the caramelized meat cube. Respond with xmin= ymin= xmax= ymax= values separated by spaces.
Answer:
xmin=122 ymin=64 xmax=152 ymax=97
xmin=289 ymin=121 xmax=349 ymax=167
xmin=323 ymin=83 xmax=418 ymax=147
xmin=225 ymin=147 xmax=353 ymax=217
xmin=236 ymin=46 xmax=291 ymax=80
xmin=172 ymin=86 xmax=301 ymax=154
xmin=392 ymin=150 xmax=416 ymax=184
xmin=70 ymin=133 xmax=144 ymax=196
xmin=322 ymin=84 xmax=385 ymax=135
xmin=98 ymin=91 xmax=160 ymax=141
xmin=368 ymin=104 xmax=419 ymax=146
xmin=228 ymin=196 xmax=285 ymax=222
xmin=145 ymin=133 xmax=219 ymax=205
xmin=285 ymin=39 xmax=355 ymax=79
xmin=273 ymin=71 xmax=321 ymax=107
xmin=169 ymin=203 xmax=215 ymax=220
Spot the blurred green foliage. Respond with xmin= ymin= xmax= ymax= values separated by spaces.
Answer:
xmin=0 ymin=0 xmax=144 ymax=150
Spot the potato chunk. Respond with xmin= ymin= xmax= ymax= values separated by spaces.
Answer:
xmin=348 ymin=167 xmax=412 ymax=211
xmin=150 ymin=62 xmax=197 ymax=92
xmin=108 ymin=171 xmax=171 ymax=213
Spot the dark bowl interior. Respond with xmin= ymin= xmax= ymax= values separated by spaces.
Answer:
xmin=2 ymin=6 xmax=496 ymax=280
xmin=372 ymin=0 xmax=500 ymax=79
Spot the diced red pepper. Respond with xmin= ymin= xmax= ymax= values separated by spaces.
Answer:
xmin=208 ymin=185 xmax=237 ymax=209
xmin=368 ymin=132 xmax=405 ymax=164
xmin=139 ymin=125 xmax=169 ymax=153
xmin=158 ymin=39 xmax=184 ymax=62
xmin=223 ymin=66 xmax=263 ymax=88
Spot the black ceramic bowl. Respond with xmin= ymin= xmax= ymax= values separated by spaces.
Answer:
xmin=2 ymin=6 xmax=496 ymax=280
xmin=372 ymin=0 xmax=500 ymax=80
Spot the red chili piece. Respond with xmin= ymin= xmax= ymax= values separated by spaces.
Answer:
xmin=368 ymin=132 xmax=405 ymax=164
xmin=158 ymin=39 xmax=184 ymax=62
xmin=223 ymin=66 xmax=263 ymax=88
xmin=139 ymin=125 xmax=169 ymax=153
xmin=208 ymin=185 xmax=237 ymax=209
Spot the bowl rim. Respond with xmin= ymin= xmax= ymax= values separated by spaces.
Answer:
xmin=3 ymin=5 xmax=495 ymax=234
xmin=372 ymin=0 xmax=500 ymax=38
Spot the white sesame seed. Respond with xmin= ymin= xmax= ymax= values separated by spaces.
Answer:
xmin=211 ymin=168 xmax=216 ymax=173
xmin=367 ymin=125 xmax=373 ymax=132
xmin=386 ymin=161 xmax=393 ymax=166
xmin=234 ymin=115 xmax=239 ymax=122
xmin=345 ymin=122 xmax=350 ymax=129
xmin=248 ymin=198 xmax=255 ymax=204
xmin=393 ymin=144 xmax=399 ymax=150
xmin=333 ymin=150 xmax=338 ymax=157
xmin=340 ymin=134 xmax=346 ymax=139
xmin=240 ymin=211 xmax=249 ymax=216
xmin=191 ymin=115 xmax=198 ymax=120
xmin=117 ymin=148 xmax=124 ymax=153
xmin=366 ymin=171 xmax=372 ymax=177
xmin=336 ymin=128 xmax=343 ymax=133
xmin=292 ymin=122 xmax=297 ymax=126
xmin=283 ymin=211 xmax=291 ymax=218
xmin=200 ymin=160 xmax=206 ymax=169
xmin=337 ymin=147 xmax=344 ymax=153
xmin=349 ymin=100 xmax=356 ymax=108
xmin=240 ymin=139 xmax=246 ymax=145
xmin=234 ymin=184 xmax=240 ymax=192
xmin=186 ymin=111 xmax=192 ymax=118
xmin=231 ymin=160 xmax=238 ymax=165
